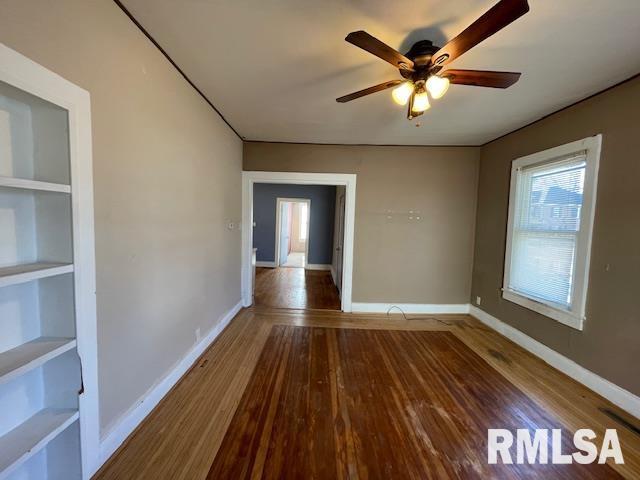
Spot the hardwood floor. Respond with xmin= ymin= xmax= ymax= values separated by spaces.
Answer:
xmin=254 ymin=267 xmax=341 ymax=310
xmin=94 ymin=308 xmax=640 ymax=479
xmin=208 ymin=326 xmax=617 ymax=479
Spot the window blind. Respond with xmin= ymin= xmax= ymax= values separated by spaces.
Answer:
xmin=508 ymin=153 xmax=587 ymax=310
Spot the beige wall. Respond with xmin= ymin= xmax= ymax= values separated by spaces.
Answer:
xmin=244 ymin=143 xmax=480 ymax=304
xmin=473 ymin=76 xmax=640 ymax=396
xmin=0 ymin=0 xmax=243 ymax=434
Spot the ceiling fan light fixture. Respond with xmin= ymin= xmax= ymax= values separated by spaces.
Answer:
xmin=426 ymin=75 xmax=450 ymax=99
xmin=392 ymin=81 xmax=413 ymax=105
xmin=412 ymin=90 xmax=430 ymax=113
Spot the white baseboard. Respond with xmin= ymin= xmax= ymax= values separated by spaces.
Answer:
xmin=255 ymin=260 xmax=276 ymax=268
xmin=351 ymin=303 xmax=471 ymax=314
xmin=305 ymin=263 xmax=332 ymax=271
xmin=97 ymin=300 xmax=243 ymax=468
xmin=469 ymin=306 xmax=640 ymax=419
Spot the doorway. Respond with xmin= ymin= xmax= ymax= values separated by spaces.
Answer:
xmin=253 ymin=185 xmax=340 ymax=310
xmin=242 ymin=172 xmax=356 ymax=312
xmin=275 ymin=198 xmax=310 ymax=268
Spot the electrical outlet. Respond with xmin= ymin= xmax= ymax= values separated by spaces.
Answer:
xmin=476 ymin=296 xmax=482 ymax=306
xmin=195 ymin=327 xmax=201 ymax=342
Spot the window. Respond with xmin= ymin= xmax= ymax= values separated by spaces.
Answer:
xmin=502 ymin=135 xmax=601 ymax=330
xmin=299 ymin=202 xmax=308 ymax=240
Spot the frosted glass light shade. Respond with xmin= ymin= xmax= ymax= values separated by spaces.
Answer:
xmin=412 ymin=91 xmax=430 ymax=112
xmin=391 ymin=82 xmax=413 ymax=105
xmin=426 ymin=75 xmax=450 ymax=99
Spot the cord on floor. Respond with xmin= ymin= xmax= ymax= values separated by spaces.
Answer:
xmin=385 ymin=305 xmax=452 ymax=326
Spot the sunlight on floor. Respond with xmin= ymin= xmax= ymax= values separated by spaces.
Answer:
xmin=282 ymin=252 xmax=305 ymax=268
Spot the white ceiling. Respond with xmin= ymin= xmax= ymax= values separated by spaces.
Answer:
xmin=121 ymin=0 xmax=640 ymax=145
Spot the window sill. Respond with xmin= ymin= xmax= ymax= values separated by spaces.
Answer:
xmin=502 ymin=289 xmax=584 ymax=330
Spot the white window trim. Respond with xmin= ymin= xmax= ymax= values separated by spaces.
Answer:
xmin=502 ymin=135 xmax=602 ymax=330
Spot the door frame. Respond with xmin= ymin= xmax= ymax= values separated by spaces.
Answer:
xmin=275 ymin=197 xmax=311 ymax=267
xmin=242 ymin=171 xmax=356 ymax=312
xmin=0 ymin=44 xmax=99 ymax=477
xmin=334 ymin=191 xmax=346 ymax=293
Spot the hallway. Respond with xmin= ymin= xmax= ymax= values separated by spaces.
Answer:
xmin=254 ymin=267 xmax=341 ymax=310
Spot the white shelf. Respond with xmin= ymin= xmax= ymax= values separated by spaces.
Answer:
xmin=0 ymin=337 xmax=76 ymax=386
xmin=0 ymin=176 xmax=71 ymax=194
xmin=0 ymin=262 xmax=74 ymax=288
xmin=0 ymin=408 xmax=79 ymax=479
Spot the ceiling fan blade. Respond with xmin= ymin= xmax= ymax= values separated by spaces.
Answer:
xmin=431 ymin=0 xmax=529 ymax=67
xmin=336 ymin=80 xmax=403 ymax=103
xmin=345 ymin=31 xmax=414 ymax=70
xmin=443 ymin=69 xmax=521 ymax=88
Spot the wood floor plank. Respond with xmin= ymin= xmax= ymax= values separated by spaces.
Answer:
xmin=93 ymin=309 xmax=640 ymax=479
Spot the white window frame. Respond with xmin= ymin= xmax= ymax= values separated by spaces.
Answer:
xmin=502 ymin=135 xmax=602 ymax=330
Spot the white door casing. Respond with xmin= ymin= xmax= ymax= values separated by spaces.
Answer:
xmin=242 ymin=171 xmax=356 ymax=312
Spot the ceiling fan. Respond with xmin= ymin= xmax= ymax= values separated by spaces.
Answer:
xmin=336 ymin=0 xmax=529 ymax=120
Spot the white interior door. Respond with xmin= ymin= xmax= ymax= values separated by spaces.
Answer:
xmin=278 ymin=202 xmax=290 ymax=266
xmin=335 ymin=193 xmax=345 ymax=293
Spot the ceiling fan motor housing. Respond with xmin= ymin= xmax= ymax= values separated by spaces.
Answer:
xmin=401 ymin=40 xmax=442 ymax=80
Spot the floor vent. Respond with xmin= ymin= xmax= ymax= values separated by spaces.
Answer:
xmin=488 ymin=349 xmax=512 ymax=365
xmin=599 ymin=407 xmax=640 ymax=436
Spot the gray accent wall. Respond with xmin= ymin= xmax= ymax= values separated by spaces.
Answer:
xmin=253 ymin=184 xmax=336 ymax=264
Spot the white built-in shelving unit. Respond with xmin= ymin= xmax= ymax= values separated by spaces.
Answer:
xmin=0 ymin=44 xmax=98 ymax=480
